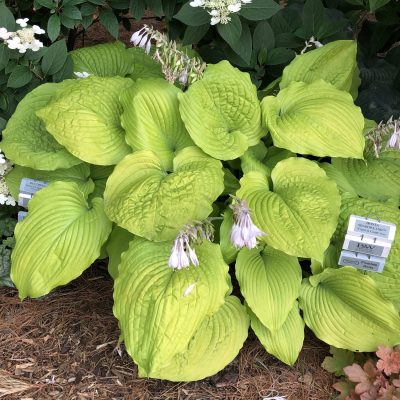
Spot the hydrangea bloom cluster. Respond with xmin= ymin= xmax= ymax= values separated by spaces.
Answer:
xmin=0 ymin=18 xmax=45 ymax=54
xmin=365 ymin=116 xmax=400 ymax=158
xmin=130 ymin=25 xmax=206 ymax=86
xmin=0 ymin=150 xmax=15 ymax=206
xmin=168 ymin=220 xmax=214 ymax=270
xmin=230 ymin=196 xmax=266 ymax=249
xmin=190 ymin=0 xmax=252 ymax=25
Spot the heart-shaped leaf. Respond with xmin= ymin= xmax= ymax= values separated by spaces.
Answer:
xmin=237 ymin=157 xmax=341 ymax=261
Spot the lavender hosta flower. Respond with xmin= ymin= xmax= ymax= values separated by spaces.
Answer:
xmin=230 ymin=197 xmax=266 ymax=249
xmin=386 ymin=121 xmax=400 ymax=150
xmin=168 ymin=233 xmax=199 ymax=270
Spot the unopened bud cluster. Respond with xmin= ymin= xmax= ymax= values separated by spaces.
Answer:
xmin=0 ymin=18 xmax=44 ymax=54
xmin=190 ymin=0 xmax=252 ymax=25
xmin=130 ymin=25 xmax=206 ymax=86
xmin=0 ymin=150 xmax=15 ymax=206
xmin=365 ymin=116 xmax=400 ymax=158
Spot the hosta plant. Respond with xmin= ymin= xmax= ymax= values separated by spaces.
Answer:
xmin=1 ymin=36 xmax=400 ymax=381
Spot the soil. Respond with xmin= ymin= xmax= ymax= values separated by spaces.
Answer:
xmin=0 ymin=266 xmax=336 ymax=400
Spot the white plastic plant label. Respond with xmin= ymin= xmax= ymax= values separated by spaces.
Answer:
xmin=18 ymin=178 xmax=48 ymax=208
xmin=347 ymin=214 xmax=397 ymax=241
xmin=338 ymin=250 xmax=386 ymax=273
xmin=17 ymin=211 xmax=28 ymax=221
xmin=343 ymin=233 xmax=392 ymax=258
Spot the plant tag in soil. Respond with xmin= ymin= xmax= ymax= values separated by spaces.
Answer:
xmin=343 ymin=234 xmax=392 ymax=258
xmin=18 ymin=211 xmax=28 ymax=221
xmin=18 ymin=178 xmax=49 ymax=208
xmin=347 ymin=214 xmax=396 ymax=241
xmin=338 ymin=250 xmax=386 ymax=273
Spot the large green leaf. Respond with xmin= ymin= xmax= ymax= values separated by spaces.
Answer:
xmin=300 ymin=267 xmax=400 ymax=351
xmin=104 ymin=147 xmax=224 ymax=241
xmin=106 ymin=225 xmax=134 ymax=279
xmin=126 ymin=48 xmax=163 ymax=81
xmin=326 ymin=194 xmax=400 ymax=307
xmin=11 ymin=182 xmax=112 ymax=299
xmin=249 ymin=302 xmax=304 ymax=366
xmin=151 ymin=296 xmax=249 ymax=381
xmin=327 ymin=152 xmax=400 ymax=204
xmin=280 ymin=40 xmax=357 ymax=92
xmin=178 ymin=61 xmax=265 ymax=160
xmin=236 ymin=246 xmax=301 ymax=332
xmin=262 ymin=80 xmax=365 ymax=158
xmin=237 ymin=158 xmax=341 ymax=261
xmin=37 ymin=76 xmax=132 ymax=165
xmin=219 ymin=209 xmax=238 ymax=264
xmin=1 ymin=83 xmax=81 ymax=170
xmin=120 ymin=79 xmax=194 ymax=171
xmin=113 ymin=238 xmax=230 ymax=375
xmin=5 ymin=163 xmax=93 ymax=199
xmin=70 ymin=42 xmax=134 ymax=77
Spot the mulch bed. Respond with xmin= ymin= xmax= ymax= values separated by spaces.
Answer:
xmin=0 ymin=266 xmax=336 ymax=400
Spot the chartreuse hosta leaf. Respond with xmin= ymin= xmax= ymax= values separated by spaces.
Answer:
xmin=326 ymin=152 xmax=400 ymax=203
xmin=236 ymin=246 xmax=301 ymax=332
xmin=249 ymin=302 xmax=304 ymax=366
xmin=70 ymin=42 xmax=134 ymax=77
xmin=178 ymin=61 xmax=265 ymax=160
xmin=262 ymin=80 xmax=365 ymax=158
xmin=89 ymin=165 xmax=115 ymax=199
xmin=104 ymin=147 xmax=224 ymax=241
xmin=327 ymin=194 xmax=400 ymax=307
xmin=1 ymin=83 xmax=81 ymax=170
xmin=151 ymin=296 xmax=249 ymax=381
xmin=300 ymin=267 xmax=400 ymax=351
xmin=106 ymin=225 xmax=134 ymax=280
xmin=127 ymin=47 xmax=163 ymax=81
xmin=237 ymin=157 xmax=341 ymax=261
xmin=120 ymin=79 xmax=194 ymax=171
xmin=37 ymin=76 xmax=132 ymax=166
xmin=280 ymin=40 xmax=357 ymax=92
xmin=5 ymin=163 xmax=93 ymax=199
xmin=11 ymin=182 xmax=112 ymax=299
xmin=113 ymin=238 xmax=230 ymax=377
xmin=219 ymin=209 xmax=238 ymax=264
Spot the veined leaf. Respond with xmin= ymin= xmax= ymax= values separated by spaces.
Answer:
xmin=126 ymin=47 xmax=163 ymax=81
xmin=113 ymin=238 xmax=230 ymax=375
xmin=104 ymin=147 xmax=224 ymax=241
xmin=70 ymin=42 xmax=134 ymax=77
xmin=300 ymin=267 xmax=400 ymax=351
xmin=11 ymin=182 xmax=112 ymax=299
xmin=37 ymin=76 xmax=132 ymax=165
xmin=237 ymin=158 xmax=341 ymax=261
xmin=151 ymin=296 xmax=249 ymax=381
xmin=120 ymin=79 xmax=194 ymax=171
xmin=249 ymin=302 xmax=304 ymax=366
xmin=1 ymin=83 xmax=81 ymax=170
xmin=106 ymin=225 xmax=134 ymax=279
xmin=328 ymin=153 xmax=400 ymax=204
xmin=179 ymin=61 xmax=265 ymax=160
xmin=219 ymin=209 xmax=238 ymax=264
xmin=262 ymin=80 xmax=365 ymax=158
xmin=280 ymin=40 xmax=357 ymax=92
xmin=236 ymin=246 xmax=301 ymax=332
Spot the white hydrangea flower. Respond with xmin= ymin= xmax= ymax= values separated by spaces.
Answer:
xmin=0 ymin=151 xmax=15 ymax=207
xmin=189 ymin=0 xmax=252 ymax=25
xmin=230 ymin=196 xmax=266 ymax=249
xmin=74 ymin=71 xmax=91 ymax=78
xmin=0 ymin=21 xmax=45 ymax=53
xmin=16 ymin=18 xmax=29 ymax=28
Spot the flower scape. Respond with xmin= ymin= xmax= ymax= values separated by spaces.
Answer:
xmin=1 ymin=26 xmax=400 ymax=383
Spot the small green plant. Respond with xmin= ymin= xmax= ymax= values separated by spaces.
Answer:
xmin=323 ymin=345 xmax=400 ymax=400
